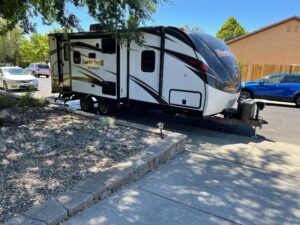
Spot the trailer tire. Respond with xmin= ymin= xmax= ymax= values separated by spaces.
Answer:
xmin=99 ymin=100 xmax=116 ymax=115
xmin=80 ymin=96 xmax=94 ymax=112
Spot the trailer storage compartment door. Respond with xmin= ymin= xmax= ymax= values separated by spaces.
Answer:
xmin=169 ymin=90 xmax=201 ymax=109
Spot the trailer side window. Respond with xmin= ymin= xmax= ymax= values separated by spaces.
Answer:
xmin=141 ymin=50 xmax=155 ymax=72
xmin=88 ymin=53 xmax=96 ymax=58
xmin=73 ymin=51 xmax=81 ymax=64
xmin=63 ymin=44 xmax=70 ymax=61
xmin=102 ymin=38 xmax=116 ymax=54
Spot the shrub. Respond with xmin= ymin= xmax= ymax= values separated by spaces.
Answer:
xmin=0 ymin=93 xmax=18 ymax=109
xmin=18 ymin=92 xmax=48 ymax=107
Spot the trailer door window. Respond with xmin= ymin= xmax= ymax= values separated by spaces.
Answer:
xmin=141 ymin=50 xmax=155 ymax=72
xmin=73 ymin=51 xmax=81 ymax=64
xmin=102 ymin=38 xmax=116 ymax=54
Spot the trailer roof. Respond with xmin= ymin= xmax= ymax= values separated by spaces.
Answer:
xmin=49 ymin=26 xmax=185 ymax=37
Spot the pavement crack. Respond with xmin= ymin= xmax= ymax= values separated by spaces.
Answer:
xmin=137 ymin=187 xmax=243 ymax=225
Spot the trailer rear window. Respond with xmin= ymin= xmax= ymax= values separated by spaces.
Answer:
xmin=141 ymin=50 xmax=155 ymax=72
xmin=102 ymin=38 xmax=116 ymax=54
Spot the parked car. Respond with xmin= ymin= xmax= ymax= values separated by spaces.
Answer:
xmin=240 ymin=74 xmax=300 ymax=107
xmin=25 ymin=63 xmax=50 ymax=78
xmin=0 ymin=67 xmax=39 ymax=91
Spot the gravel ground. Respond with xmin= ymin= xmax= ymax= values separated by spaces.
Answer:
xmin=0 ymin=107 xmax=159 ymax=223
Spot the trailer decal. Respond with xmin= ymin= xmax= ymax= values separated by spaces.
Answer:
xmin=130 ymin=75 xmax=168 ymax=105
xmin=72 ymin=76 xmax=103 ymax=86
xmin=73 ymin=65 xmax=106 ymax=82
xmin=71 ymin=42 xmax=102 ymax=52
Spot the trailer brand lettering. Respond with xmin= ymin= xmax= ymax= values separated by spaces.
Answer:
xmin=81 ymin=59 xmax=104 ymax=69
xmin=215 ymin=49 xmax=233 ymax=58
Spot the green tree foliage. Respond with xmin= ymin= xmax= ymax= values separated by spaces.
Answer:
xmin=19 ymin=33 xmax=49 ymax=65
xmin=0 ymin=0 xmax=166 ymax=42
xmin=0 ymin=18 xmax=23 ymax=65
xmin=216 ymin=17 xmax=246 ymax=41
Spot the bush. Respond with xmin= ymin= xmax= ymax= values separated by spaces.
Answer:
xmin=18 ymin=92 xmax=48 ymax=107
xmin=0 ymin=93 xmax=18 ymax=109
xmin=0 ymin=92 xmax=48 ymax=109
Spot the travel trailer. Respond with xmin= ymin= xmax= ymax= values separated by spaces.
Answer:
xmin=49 ymin=26 xmax=264 ymax=123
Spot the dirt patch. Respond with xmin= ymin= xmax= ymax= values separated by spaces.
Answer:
xmin=0 ymin=107 xmax=159 ymax=223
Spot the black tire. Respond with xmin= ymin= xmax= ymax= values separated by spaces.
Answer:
xmin=32 ymin=72 xmax=37 ymax=78
xmin=46 ymin=75 xmax=49 ymax=78
xmin=80 ymin=96 xmax=94 ymax=112
xmin=295 ymin=95 xmax=300 ymax=108
xmin=240 ymin=89 xmax=253 ymax=100
xmin=3 ymin=81 xmax=8 ymax=92
xmin=98 ymin=100 xmax=116 ymax=115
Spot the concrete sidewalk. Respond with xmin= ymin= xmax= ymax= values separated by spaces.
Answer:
xmin=63 ymin=132 xmax=300 ymax=225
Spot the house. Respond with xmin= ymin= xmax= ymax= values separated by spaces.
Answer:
xmin=227 ymin=16 xmax=300 ymax=65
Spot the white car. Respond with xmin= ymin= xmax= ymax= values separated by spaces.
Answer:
xmin=0 ymin=67 xmax=39 ymax=91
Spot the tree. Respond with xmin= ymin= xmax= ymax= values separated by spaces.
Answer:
xmin=0 ymin=18 xmax=23 ymax=65
xmin=0 ymin=0 xmax=166 ymax=42
xmin=19 ymin=33 xmax=49 ymax=65
xmin=216 ymin=17 xmax=246 ymax=41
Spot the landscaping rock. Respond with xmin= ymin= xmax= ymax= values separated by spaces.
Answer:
xmin=0 ymin=142 xmax=7 ymax=153
xmin=0 ymin=109 xmax=11 ymax=120
xmin=1 ymin=107 xmax=160 ymax=223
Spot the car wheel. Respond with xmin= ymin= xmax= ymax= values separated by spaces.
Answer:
xmin=295 ymin=95 xmax=300 ymax=108
xmin=3 ymin=81 xmax=9 ymax=92
xmin=46 ymin=75 xmax=49 ymax=78
xmin=240 ymin=89 xmax=253 ymax=100
xmin=32 ymin=72 xmax=37 ymax=78
xmin=80 ymin=96 xmax=94 ymax=112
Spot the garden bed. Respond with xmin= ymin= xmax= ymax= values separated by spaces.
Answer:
xmin=0 ymin=107 xmax=160 ymax=223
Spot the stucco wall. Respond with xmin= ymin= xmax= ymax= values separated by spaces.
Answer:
xmin=227 ymin=19 xmax=300 ymax=65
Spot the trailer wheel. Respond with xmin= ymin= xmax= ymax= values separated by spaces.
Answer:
xmin=99 ymin=100 xmax=115 ymax=115
xmin=80 ymin=96 xmax=94 ymax=112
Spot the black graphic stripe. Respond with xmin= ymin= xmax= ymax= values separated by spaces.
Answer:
xmin=105 ymin=70 xmax=117 ymax=76
xmin=129 ymin=75 xmax=158 ymax=95
xmin=165 ymin=27 xmax=195 ymax=48
xmin=72 ymin=76 xmax=103 ymax=86
xmin=50 ymin=49 xmax=57 ymax=56
xmin=130 ymin=76 xmax=168 ymax=105
xmin=70 ymin=48 xmax=89 ymax=58
xmin=71 ymin=42 xmax=102 ymax=52
xmin=146 ymin=45 xmax=204 ymax=80
xmin=73 ymin=65 xmax=107 ymax=83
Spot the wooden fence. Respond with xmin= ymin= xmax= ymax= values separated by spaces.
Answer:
xmin=240 ymin=64 xmax=300 ymax=81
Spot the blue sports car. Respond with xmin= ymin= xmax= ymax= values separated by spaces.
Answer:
xmin=240 ymin=74 xmax=300 ymax=107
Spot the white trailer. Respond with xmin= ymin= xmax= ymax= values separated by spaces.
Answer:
xmin=49 ymin=26 xmax=265 ymax=123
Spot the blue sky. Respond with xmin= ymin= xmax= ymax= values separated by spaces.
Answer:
xmin=35 ymin=0 xmax=300 ymax=35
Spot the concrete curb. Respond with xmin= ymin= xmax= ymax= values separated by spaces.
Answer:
xmin=4 ymin=98 xmax=186 ymax=225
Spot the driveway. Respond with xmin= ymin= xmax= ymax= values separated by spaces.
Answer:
xmin=64 ymin=117 xmax=300 ymax=225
